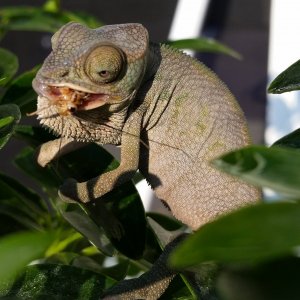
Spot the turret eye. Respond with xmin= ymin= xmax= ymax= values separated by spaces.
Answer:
xmin=85 ymin=46 xmax=124 ymax=84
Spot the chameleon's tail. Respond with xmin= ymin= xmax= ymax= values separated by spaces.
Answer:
xmin=102 ymin=234 xmax=187 ymax=300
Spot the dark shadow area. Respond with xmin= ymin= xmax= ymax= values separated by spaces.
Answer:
xmin=204 ymin=0 xmax=232 ymax=36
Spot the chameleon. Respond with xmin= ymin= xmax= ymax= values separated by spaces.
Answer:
xmin=32 ymin=22 xmax=260 ymax=299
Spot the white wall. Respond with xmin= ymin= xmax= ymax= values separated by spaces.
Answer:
xmin=266 ymin=0 xmax=300 ymax=145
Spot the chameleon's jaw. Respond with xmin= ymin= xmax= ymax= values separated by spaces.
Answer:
xmin=32 ymin=79 xmax=115 ymax=114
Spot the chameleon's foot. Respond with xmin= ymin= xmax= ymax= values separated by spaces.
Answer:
xmin=58 ymin=178 xmax=88 ymax=203
xmin=36 ymin=144 xmax=53 ymax=167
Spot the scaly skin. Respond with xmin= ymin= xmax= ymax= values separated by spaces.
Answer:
xmin=33 ymin=22 xmax=260 ymax=299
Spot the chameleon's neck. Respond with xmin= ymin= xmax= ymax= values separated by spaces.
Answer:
xmin=144 ymin=43 xmax=162 ymax=83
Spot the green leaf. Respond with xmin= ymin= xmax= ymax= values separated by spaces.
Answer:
xmin=268 ymin=59 xmax=300 ymax=93
xmin=213 ymin=145 xmax=300 ymax=197
xmin=0 ymin=48 xmax=18 ymax=86
xmin=59 ymin=203 xmax=115 ymax=257
xmin=56 ymin=143 xmax=115 ymax=182
xmin=141 ymin=225 xmax=163 ymax=264
xmin=147 ymin=212 xmax=184 ymax=231
xmin=0 ymin=201 xmax=42 ymax=232
xmin=55 ymin=144 xmax=147 ymax=259
xmin=61 ymin=11 xmax=102 ymax=29
xmin=160 ymin=275 xmax=194 ymax=300
xmin=1 ymin=66 xmax=39 ymax=114
xmin=170 ymin=202 xmax=300 ymax=269
xmin=0 ymin=104 xmax=21 ymax=149
xmin=0 ymin=172 xmax=48 ymax=231
xmin=89 ymin=257 xmax=129 ymax=281
xmin=218 ymin=257 xmax=300 ymax=300
xmin=15 ymin=143 xmax=147 ymax=259
xmin=40 ymin=251 xmax=79 ymax=266
xmin=43 ymin=0 xmax=61 ymax=13
xmin=46 ymin=230 xmax=83 ymax=256
xmin=78 ymin=182 xmax=147 ymax=260
xmin=0 ymin=7 xmax=68 ymax=33
xmin=0 ymin=214 xmax=28 ymax=236
xmin=147 ymin=217 xmax=185 ymax=249
xmin=272 ymin=128 xmax=300 ymax=149
xmin=0 ymin=231 xmax=54 ymax=289
xmin=0 ymin=172 xmax=47 ymax=214
xmin=0 ymin=174 xmax=47 ymax=231
xmin=1 ymin=264 xmax=115 ymax=299
xmin=14 ymin=125 xmax=56 ymax=147
xmin=14 ymin=147 xmax=61 ymax=198
xmin=166 ymin=38 xmax=242 ymax=59
xmin=0 ymin=116 xmax=13 ymax=127
xmin=0 ymin=6 xmax=102 ymax=33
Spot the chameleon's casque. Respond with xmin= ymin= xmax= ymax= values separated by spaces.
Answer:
xmin=33 ymin=22 xmax=260 ymax=299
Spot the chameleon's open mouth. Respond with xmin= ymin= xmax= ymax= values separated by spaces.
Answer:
xmin=47 ymin=85 xmax=109 ymax=111
xmin=32 ymin=79 xmax=112 ymax=115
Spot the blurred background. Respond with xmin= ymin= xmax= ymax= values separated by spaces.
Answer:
xmin=1 ymin=0 xmax=300 ymax=210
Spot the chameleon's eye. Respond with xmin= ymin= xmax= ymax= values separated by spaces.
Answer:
xmin=85 ymin=46 xmax=124 ymax=84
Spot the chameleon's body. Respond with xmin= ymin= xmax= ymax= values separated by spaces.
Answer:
xmin=33 ymin=23 xmax=260 ymax=299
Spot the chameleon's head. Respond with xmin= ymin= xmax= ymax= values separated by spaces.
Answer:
xmin=32 ymin=22 xmax=149 ymax=140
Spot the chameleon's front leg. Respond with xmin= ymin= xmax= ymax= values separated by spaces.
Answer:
xmin=37 ymin=137 xmax=125 ymax=239
xmin=37 ymin=137 xmax=88 ymax=167
xmin=59 ymin=114 xmax=142 ymax=204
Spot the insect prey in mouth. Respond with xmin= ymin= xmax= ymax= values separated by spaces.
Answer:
xmin=55 ymin=87 xmax=86 ymax=116
xmin=28 ymin=86 xmax=96 ymax=117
